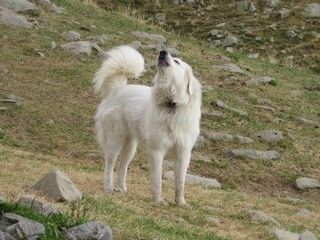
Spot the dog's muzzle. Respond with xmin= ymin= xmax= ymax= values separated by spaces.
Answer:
xmin=158 ymin=51 xmax=169 ymax=67
xmin=166 ymin=100 xmax=177 ymax=109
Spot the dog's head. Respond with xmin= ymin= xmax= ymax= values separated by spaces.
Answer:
xmin=153 ymin=50 xmax=200 ymax=109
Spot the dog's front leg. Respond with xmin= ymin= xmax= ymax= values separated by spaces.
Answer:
xmin=174 ymin=146 xmax=192 ymax=207
xmin=149 ymin=150 xmax=167 ymax=206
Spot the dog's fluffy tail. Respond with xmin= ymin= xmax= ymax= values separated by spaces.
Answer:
xmin=93 ymin=45 xmax=145 ymax=97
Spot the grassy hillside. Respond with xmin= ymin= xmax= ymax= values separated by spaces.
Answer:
xmin=0 ymin=0 xmax=319 ymax=239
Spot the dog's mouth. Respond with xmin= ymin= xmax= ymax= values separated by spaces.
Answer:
xmin=158 ymin=50 xmax=170 ymax=67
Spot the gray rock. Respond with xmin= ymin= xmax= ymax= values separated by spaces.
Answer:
xmin=222 ymin=35 xmax=238 ymax=47
xmin=271 ymin=228 xmax=299 ymax=240
xmin=295 ymin=177 xmax=320 ymax=190
xmin=163 ymin=171 xmax=221 ymax=189
xmin=129 ymin=41 xmax=141 ymax=50
xmin=37 ymin=0 xmax=63 ymax=13
xmin=285 ymin=197 xmax=304 ymax=204
xmin=64 ymin=221 xmax=112 ymax=240
xmin=247 ymin=210 xmax=280 ymax=226
xmin=0 ymin=6 xmax=33 ymax=28
xmin=155 ymin=12 xmax=165 ymax=21
xmin=210 ymin=29 xmax=220 ymax=37
xmin=278 ymin=8 xmax=290 ymax=18
xmin=254 ymin=105 xmax=276 ymax=112
xmin=213 ymin=99 xmax=248 ymax=117
xmin=89 ymin=34 xmax=108 ymax=45
xmin=32 ymin=169 xmax=82 ymax=202
xmin=0 ymin=231 xmax=15 ymax=240
xmin=131 ymin=31 xmax=166 ymax=43
xmin=286 ymin=29 xmax=298 ymax=39
xmin=237 ymin=0 xmax=250 ymax=12
xmin=217 ymin=63 xmax=244 ymax=74
xmin=295 ymin=209 xmax=312 ymax=219
xmin=235 ymin=135 xmax=254 ymax=144
xmin=299 ymin=231 xmax=317 ymax=240
xmin=1 ymin=213 xmax=45 ymax=240
xmin=205 ymin=216 xmax=221 ymax=226
xmin=194 ymin=135 xmax=205 ymax=150
xmin=256 ymin=130 xmax=284 ymax=142
xmin=296 ymin=118 xmax=319 ymax=127
xmin=61 ymin=41 xmax=92 ymax=56
xmin=304 ymin=4 xmax=320 ymax=18
xmin=203 ymin=131 xmax=234 ymax=142
xmin=0 ymin=0 xmax=39 ymax=16
xmin=230 ymin=149 xmax=280 ymax=160
xmin=248 ymin=53 xmax=259 ymax=59
xmin=62 ymin=31 xmax=81 ymax=42
xmin=202 ymin=110 xmax=224 ymax=119
xmin=266 ymin=0 xmax=280 ymax=8
xmin=212 ymin=40 xmax=222 ymax=47
xmin=18 ymin=195 xmax=59 ymax=216
xmin=246 ymin=76 xmax=275 ymax=86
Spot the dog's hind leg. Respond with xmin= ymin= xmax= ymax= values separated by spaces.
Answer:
xmin=149 ymin=150 xmax=167 ymax=205
xmin=173 ymin=145 xmax=192 ymax=207
xmin=117 ymin=137 xmax=137 ymax=193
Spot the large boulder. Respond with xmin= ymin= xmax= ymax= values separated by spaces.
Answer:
xmin=64 ymin=221 xmax=112 ymax=240
xmin=32 ymin=169 xmax=82 ymax=202
xmin=61 ymin=41 xmax=93 ymax=56
xmin=0 ymin=0 xmax=39 ymax=16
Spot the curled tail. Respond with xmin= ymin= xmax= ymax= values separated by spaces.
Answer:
xmin=93 ymin=45 xmax=145 ymax=97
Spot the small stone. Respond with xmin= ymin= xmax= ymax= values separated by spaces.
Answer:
xmin=217 ymin=63 xmax=244 ymax=74
xmin=304 ymin=4 xmax=320 ymax=18
xmin=163 ymin=171 xmax=221 ymax=188
xmin=64 ymin=221 xmax=112 ymax=240
xmin=235 ymin=135 xmax=254 ymax=144
xmin=230 ymin=149 xmax=280 ymax=160
xmin=253 ymin=105 xmax=276 ymax=112
xmin=247 ymin=210 xmax=280 ymax=226
xmin=255 ymin=130 xmax=284 ymax=142
xmin=299 ymin=231 xmax=317 ymax=240
xmin=50 ymin=41 xmax=56 ymax=49
xmin=90 ymin=34 xmax=108 ymax=45
xmin=62 ymin=31 xmax=81 ymax=42
xmin=212 ymin=40 xmax=222 ymax=47
xmin=32 ymin=169 xmax=82 ymax=202
xmin=203 ymin=131 xmax=234 ymax=142
xmin=18 ymin=195 xmax=59 ymax=216
xmin=155 ymin=12 xmax=166 ymax=21
xmin=131 ymin=31 xmax=166 ymax=43
xmin=246 ymin=76 xmax=275 ymax=86
xmin=295 ymin=177 xmax=320 ymax=190
xmin=205 ymin=216 xmax=221 ymax=226
xmin=212 ymin=99 xmax=248 ymax=117
xmin=266 ymin=0 xmax=280 ymax=8
xmin=285 ymin=197 xmax=304 ymax=204
xmin=278 ymin=8 xmax=290 ymax=18
xmin=286 ymin=29 xmax=298 ymax=39
xmin=2 ymin=213 xmax=45 ymax=240
xmin=0 ymin=6 xmax=33 ymax=29
xmin=0 ymin=0 xmax=39 ymax=16
xmin=202 ymin=110 xmax=224 ymax=119
xmin=295 ymin=209 xmax=312 ymax=219
xmin=270 ymin=228 xmax=299 ymax=240
xmin=296 ymin=118 xmax=319 ymax=127
xmin=216 ymin=22 xmax=227 ymax=28
xmin=129 ymin=41 xmax=141 ymax=50
xmin=61 ymin=41 xmax=92 ymax=56
xmin=248 ymin=53 xmax=259 ymax=59
xmin=222 ymin=35 xmax=238 ymax=47
xmin=209 ymin=29 xmax=220 ymax=37
xmin=35 ymin=50 xmax=45 ymax=57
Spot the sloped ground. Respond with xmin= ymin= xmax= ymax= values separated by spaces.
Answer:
xmin=0 ymin=0 xmax=320 ymax=239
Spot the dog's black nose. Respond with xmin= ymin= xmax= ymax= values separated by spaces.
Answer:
xmin=159 ymin=50 xmax=167 ymax=59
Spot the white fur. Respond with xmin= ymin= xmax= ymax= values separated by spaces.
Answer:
xmin=94 ymin=45 xmax=201 ymax=206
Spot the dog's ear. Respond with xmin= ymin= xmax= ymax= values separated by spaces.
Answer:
xmin=186 ymin=66 xmax=195 ymax=95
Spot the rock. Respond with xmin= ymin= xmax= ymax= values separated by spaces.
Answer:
xmin=62 ymin=31 xmax=81 ymax=42
xmin=212 ymin=99 xmax=248 ymax=117
xmin=37 ymin=0 xmax=63 ymax=13
xmin=0 ymin=6 xmax=33 ymax=28
xmin=163 ymin=171 xmax=221 ymax=189
xmin=256 ymin=130 xmax=284 ymax=142
xmin=209 ymin=29 xmax=220 ymax=37
xmin=295 ymin=209 xmax=312 ymax=219
xmin=247 ymin=210 xmax=280 ymax=226
xmin=304 ymin=4 xmax=320 ymax=18
xmin=286 ymin=29 xmax=298 ymax=39
xmin=278 ymin=8 xmax=290 ymax=18
xmin=296 ymin=118 xmax=319 ymax=127
xmin=34 ymin=49 xmax=45 ymax=57
xmin=237 ymin=0 xmax=250 ymax=12
xmin=222 ymin=35 xmax=238 ymax=47
xmin=235 ymin=135 xmax=254 ymax=144
xmin=299 ymin=231 xmax=317 ymax=240
xmin=88 ymin=34 xmax=108 ymax=45
xmin=166 ymin=47 xmax=180 ymax=56
xmin=203 ymin=131 xmax=234 ymax=142
xmin=229 ymin=149 xmax=280 ymax=160
xmin=253 ymin=105 xmax=276 ymax=112
xmin=246 ymin=76 xmax=275 ymax=86
xmin=194 ymin=135 xmax=205 ymax=150
xmin=0 ymin=231 xmax=15 ymax=240
xmin=64 ymin=221 xmax=112 ymax=240
xmin=191 ymin=153 xmax=212 ymax=162
xmin=266 ymin=0 xmax=280 ymax=8
xmin=0 ymin=0 xmax=39 ymax=16
xmin=61 ymin=41 xmax=92 ymax=56
xmin=248 ymin=53 xmax=259 ymax=59
xmin=295 ymin=177 xmax=320 ymax=190
xmin=18 ymin=195 xmax=59 ymax=216
xmin=50 ymin=40 xmax=56 ymax=49
xmin=205 ymin=216 xmax=221 ymax=226
xmin=202 ymin=110 xmax=224 ymax=119
xmin=131 ymin=31 xmax=166 ymax=43
xmin=129 ymin=41 xmax=141 ymax=50
xmin=32 ymin=169 xmax=82 ymax=202
xmin=285 ymin=197 xmax=304 ymax=204
xmin=212 ymin=40 xmax=222 ymax=47
xmin=155 ymin=12 xmax=165 ymax=21
xmin=271 ymin=228 xmax=299 ymax=240
xmin=217 ymin=63 xmax=244 ymax=74
xmin=1 ymin=213 xmax=45 ymax=240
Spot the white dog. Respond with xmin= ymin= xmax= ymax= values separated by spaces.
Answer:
xmin=93 ymin=45 xmax=201 ymax=206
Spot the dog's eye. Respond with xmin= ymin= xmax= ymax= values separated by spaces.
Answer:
xmin=174 ymin=59 xmax=180 ymax=65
